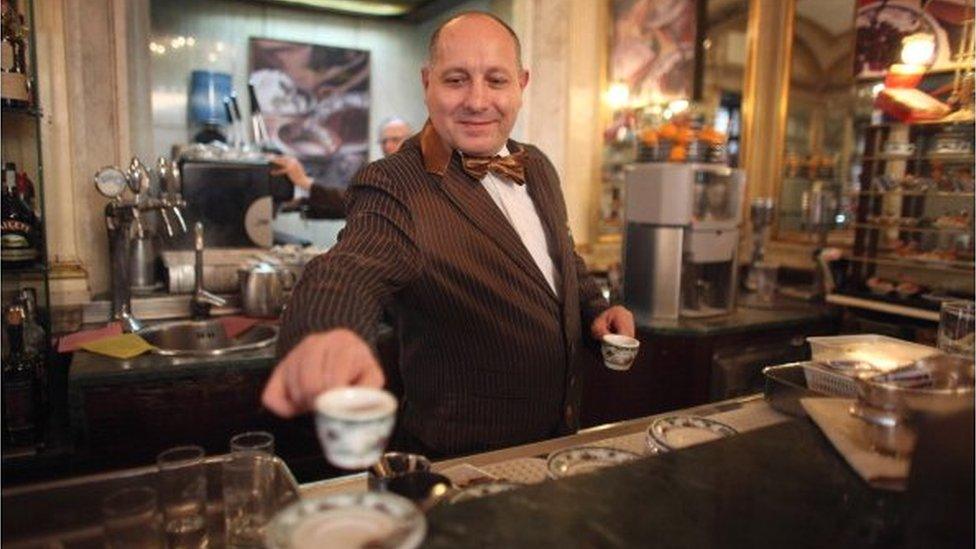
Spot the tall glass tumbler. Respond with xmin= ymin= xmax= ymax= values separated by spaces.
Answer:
xmin=223 ymin=450 xmax=275 ymax=548
xmin=157 ymin=445 xmax=209 ymax=549
xmin=102 ymin=486 xmax=164 ymax=549
xmin=229 ymin=431 xmax=274 ymax=455
xmin=938 ymin=300 xmax=976 ymax=357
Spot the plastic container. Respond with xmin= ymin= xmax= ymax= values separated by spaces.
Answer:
xmin=804 ymin=335 xmax=941 ymax=397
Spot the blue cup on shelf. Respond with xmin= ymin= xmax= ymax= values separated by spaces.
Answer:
xmin=188 ymin=70 xmax=232 ymax=125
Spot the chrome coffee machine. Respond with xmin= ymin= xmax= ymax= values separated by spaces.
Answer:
xmin=622 ymin=163 xmax=745 ymax=320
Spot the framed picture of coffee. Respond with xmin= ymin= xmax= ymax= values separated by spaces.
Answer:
xmin=249 ymin=37 xmax=370 ymax=189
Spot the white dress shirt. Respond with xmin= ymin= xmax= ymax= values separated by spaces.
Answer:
xmin=476 ymin=146 xmax=559 ymax=296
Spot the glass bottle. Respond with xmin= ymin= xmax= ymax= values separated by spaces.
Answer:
xmin=1 ymin=162 xmax=39 ymax=267
xmin=18 ymin=288 xmax=47 ymax=431
xmin=3 ymin=305 xmax=36 ymax=447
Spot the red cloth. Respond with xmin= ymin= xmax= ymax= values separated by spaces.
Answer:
xmin=58 ymin=322 xmax=123 ymax=353
xmin=217 ymin=316 xmax=259 ymax=339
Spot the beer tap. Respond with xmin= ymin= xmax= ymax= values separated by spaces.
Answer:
xmin=94 ymin=157 xmax=189 ymax=333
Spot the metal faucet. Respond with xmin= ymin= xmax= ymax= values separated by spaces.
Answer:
xmin=100 ymin=157 xmax=188 ymax=332
xmin=190 ymin=222 xmax=227 ymax=319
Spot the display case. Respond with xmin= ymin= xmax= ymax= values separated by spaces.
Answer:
xmin=1 ymin=0 xmax=53 ymax=457
xmin=829 ymin=118 xmax=975 ymax=321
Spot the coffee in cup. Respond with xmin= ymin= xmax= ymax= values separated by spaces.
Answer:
xmin=314 ymin=387 xmax=397 ymax=469
xmin=601 ymin=334 xmax=640 ymax=371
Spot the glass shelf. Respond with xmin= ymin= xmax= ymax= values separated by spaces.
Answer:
xmin=2 ymin=261 xmax=47 ymax=273
xmin=861 ymin=153 xmax=974 ymax=162
xmin=846 ymin=254 xmax=975 ymax=273
xmin=850 ymin=223 xmax=973 ymax=234
xmin=846 ymin=190 xmax=975 ymax=197
xmin=1 ymin=104 xmax=42 ymax=118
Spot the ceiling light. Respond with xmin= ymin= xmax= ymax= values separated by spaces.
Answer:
xmin=900 ymin=33 xmax=935 ymax=66
xmin=252 ymin=0 xmax=411 ymax=17
xmin=605 ymin=82 xmax=630 ymax=110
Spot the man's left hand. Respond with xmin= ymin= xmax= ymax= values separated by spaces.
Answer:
xmin=590 ymin=305 xmax=635 ymax=339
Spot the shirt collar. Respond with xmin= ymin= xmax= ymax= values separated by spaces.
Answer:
xmin=420 ymin=119 xmax=516 ymax=177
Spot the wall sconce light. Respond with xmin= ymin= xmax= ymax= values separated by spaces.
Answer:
xmin=668 ymin=99 xmax=690 ymax=114
xmin=900 ymin=33 xmax=936 ymax=66
xmin=605 ymin=82 xmax=630 ymax=110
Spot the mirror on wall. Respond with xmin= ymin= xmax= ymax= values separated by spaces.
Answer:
xmin=774 ymin=0 xmax=862 ymax=243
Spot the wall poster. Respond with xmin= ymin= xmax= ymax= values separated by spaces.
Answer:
xmin=249 ymin=37 xmax=370 ymax=189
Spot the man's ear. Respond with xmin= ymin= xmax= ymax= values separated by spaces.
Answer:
xmin=519 ymin=69 xmax=529 ymax=90
xmin=421 ymin=67 xmax=430 ymax=91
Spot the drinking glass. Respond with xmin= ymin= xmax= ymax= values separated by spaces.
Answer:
xmin=222 ymin=450 xmax=275 ymax=548
xmin=754 ymin=262 xmax=779 ymax=303
xmin=230 ymin=431 xmax=275 ymax=455
xmin=101 ymin=486 xmax=164 ymax=549
xmin=157 ymin=445 xmax=209 ymax=549
xmin=938 ymin=300 xmax=975 ymax=357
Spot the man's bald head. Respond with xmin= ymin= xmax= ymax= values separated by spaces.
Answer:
xmin=426 ymin=11 xmax=522 ymax=71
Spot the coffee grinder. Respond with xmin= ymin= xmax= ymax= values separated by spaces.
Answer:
xmin=622 ymin=163 xmax=745 ymax=320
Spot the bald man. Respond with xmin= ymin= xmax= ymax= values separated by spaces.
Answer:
xmin=378 ymin=117 xmax=413 ymax=157
xmin=264 ymin=12 xmax=634 ymax=458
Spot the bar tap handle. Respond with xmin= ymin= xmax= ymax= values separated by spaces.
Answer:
xmin=130 ymin=206 xmax=146 ymax=240
xmin=159 ymin=204 xmax=175 ymax=238
xmin=171 ymin=204 xmax=188 ymax=234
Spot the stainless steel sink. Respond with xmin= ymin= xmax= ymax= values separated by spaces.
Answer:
xmin=138 ymin=319 xmax=278 ymax=357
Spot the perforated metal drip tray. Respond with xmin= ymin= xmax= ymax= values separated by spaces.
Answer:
xmin=2 ymin=455 xmax=300 ymax=548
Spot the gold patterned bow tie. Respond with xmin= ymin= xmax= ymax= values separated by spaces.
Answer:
xmin=461 ymin=149 xmax=526 ymax=185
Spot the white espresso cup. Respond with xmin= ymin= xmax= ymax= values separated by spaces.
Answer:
xmin=601 ymin=334 xmax=640 ymax=371
xmin=314 ymin=387 xmax=398 ymax=470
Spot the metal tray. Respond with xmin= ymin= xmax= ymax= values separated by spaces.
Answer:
xmin=2 ymin=455 xmax=300 ymax=548
xmin=763 ymin=362 xmax=829 ymax=417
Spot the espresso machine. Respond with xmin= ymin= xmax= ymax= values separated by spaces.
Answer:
xmin=622 ymin=163 xmax=745 ymax=320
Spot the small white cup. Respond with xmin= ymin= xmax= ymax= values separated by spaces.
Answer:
xmin=601 ymin=334 xmax=640 ymax=371
xmin=314 ymin=387 xmax=397 ymax=470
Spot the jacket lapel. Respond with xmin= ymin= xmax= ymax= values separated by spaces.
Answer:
xmin=436 ymin=154 xmax=560 ymax=303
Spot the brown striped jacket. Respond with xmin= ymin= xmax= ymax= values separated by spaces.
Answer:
xmin=278 ymin=125 xmax=608 ymax=455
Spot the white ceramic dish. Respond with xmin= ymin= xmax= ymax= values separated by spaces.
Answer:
xmin=546 ymin=446 xmax=640 ymax=479
xmin=265 ymin=492 xmax=425 ymax=549
xmin=646 ymin=415 xmax=737 ymax=452
xmin=448 ymin=481 xmax=523 ymax=504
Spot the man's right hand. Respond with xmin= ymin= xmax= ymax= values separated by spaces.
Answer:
xmin=261 ymin=328 xmax=385 ymax=417
xmin=269 ymin=155 xmax=313 ymax=190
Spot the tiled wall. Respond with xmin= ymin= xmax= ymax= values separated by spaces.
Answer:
xmin=149 ymin=0 xmax=490 ymax=162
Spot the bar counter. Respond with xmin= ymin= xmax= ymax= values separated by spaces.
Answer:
xmin=300 ymin=395 xmax=918 ymax=548
xmin=6 ymin=391 xmax=969 ymax=547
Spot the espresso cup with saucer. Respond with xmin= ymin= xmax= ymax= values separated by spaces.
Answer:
xmin=314 ymin=387 xmax=398 ymax=469
xmin=601 ymin=334 xmax=640 ymax=371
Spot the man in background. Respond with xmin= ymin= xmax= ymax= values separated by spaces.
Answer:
xmin=377 ymin=117 xmax=413 ymax=157
xmin=270 ymin=116 xmax=414 ymax=218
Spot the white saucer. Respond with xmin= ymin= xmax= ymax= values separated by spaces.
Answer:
xmin=546 ymin=446 xmax=640 ymax=479
xmin=449 ymin=480 xmax=523 ymax=504
xmin=646 ymin=415 xmax=737 ymax=452
xmin=265 ymin=492 xmax=425 ymax=549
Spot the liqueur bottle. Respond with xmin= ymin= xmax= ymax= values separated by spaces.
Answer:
xmin=1 ymin=162 xmax=39 ymax=267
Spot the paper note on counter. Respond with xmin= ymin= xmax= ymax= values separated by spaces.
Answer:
xmin=80 ymin=333 xmax=155 ymax=359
